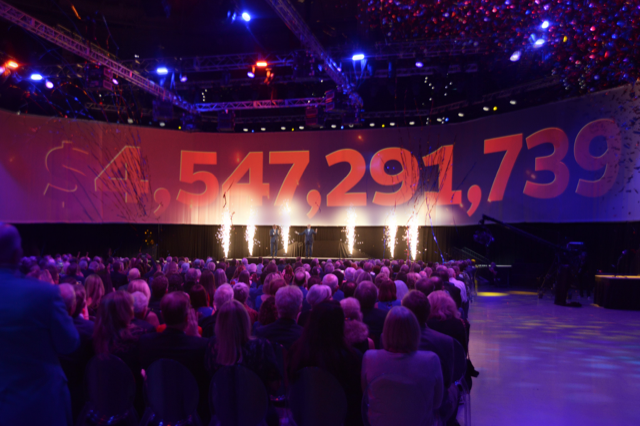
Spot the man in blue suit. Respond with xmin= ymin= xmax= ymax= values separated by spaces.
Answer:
xmin=269 ymin=224 xmax=280 ymax=257
xmin=296 ymin=224 xmax=317 ymax=258
xmin=0 ymin=223 xmax=79 ymax=426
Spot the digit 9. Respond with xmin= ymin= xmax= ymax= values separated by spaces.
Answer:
xmin=574 ymin=119 xmax=621 ymax=197
xmin=370 ymin=148 xmax=420 ymax=206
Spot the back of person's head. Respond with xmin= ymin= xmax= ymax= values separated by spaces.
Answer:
xmin=275 ymin=285 xmax=303 ymax=319
xmin=374 ymin=272 xmax=388 ymax=287
xmin=181 ymin=262 xmax=190 ymax=273
xmin=85 ymin=274 xmax=105 ymax=311
xmin=406 ymin=272 xmax=420 ymax=289
xmin=238 ymin=270 xmax=251 ymax=286
xmin=214 ymin=283 xmax=234 ymax=309
xmin=258 ymin=296 xmax=278 ymax=326
xmin=127 ymin=279 xmax=150 ymax=299
xmin=342 ymin=281 xmax=357 ymax=298
xmin=72 ymin=283 xmax=86 ymax=318
xmin=378 ymin=279 xmax=397 ymax=302
xmin=46 ymin=264 xmax=59 ymax=284
xmin=94 ymin=291 xmax=135 ymax=354
xmin=382 ymin=306 xmax=420 ymax=353
xmin=127 ymin=268 xmax=140 ymax=282
xmin=151 ymin=275 xmax=169 ymax=300
xmin=131 ymin=291 xmax=149 ymax=319
xmin=186 ymin=268 xmax=198 ymax=283
xmin=354 ymin=281 xmax=378 ymax=310
xmin=215 ymin=300 xmax=251 ymax=365
xmin=189 ymin=284 xmax=209 ymax=310
xmin=268 ymin=278 xmax=287 ymax=296
xmin=339 ymin=297 xmax=363 ymax=321
xmin=112 ymin=261 xmax=122 ymax=272
xmin=214 ymin=269 xmax=228 ymax=287
xmin=427 ymin=290 xmax=460 ymax=321
xmin=306 ymin=284 xmax=332 ymax=307
xmin=401 ymin=290 xmax=431 ymax=325
xmin=200 ymin=269 xmax=216 ymax=298
xmin=59 ymin=283 xmax=76 ymax=316
xmin=299 ymin=300 xmax=347 ymax=352
xmin=233 ymin=283 xmax=250 ymax=304
xmin=322 ymin=273 xmax=339 ymax=292
xmin=167 ymin=273 xmax=184 ymax=292
xmin=434 ymin=268 xmax=449 ymax=283
xmin=415 ymin=278 xmax=436 ymax=297
xmin=160 ymin=291 xmax=191 ymax=328
xmin=293 ymin=270 xmax=306 ymax=287
xmin=307 ymin=275 xmax=322 ymax=287
xmin=344 ymin=267 xmax=356 ymax=283
xmin=324 ymin=263 xmax=334 ymax=274
xmin=427 ymin=276 xmax=444 ymax=291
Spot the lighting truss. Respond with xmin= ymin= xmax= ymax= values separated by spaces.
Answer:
xmin=0 ymin=0 xmax=195 ymax=113
xmin=195 ymin=97 xmax=324 ymax=112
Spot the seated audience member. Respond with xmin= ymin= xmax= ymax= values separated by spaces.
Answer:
xmin=340 ymin=297 xmax=374 ymax=353
xmin=168 ymin=273 xmax=184 ymax=292
xmin=131 ymin=292 xmax=158 ymax=334
xmin=406 ymin=272 xmax=420 ymax=290
xmin=149 ymin=275 xmax=168 ymax=323
xmin=323 ymin=273 xmax=344 ymax=301
xmin=138 ymin=292 xmax=209 ymax=422
xmin=255 ymin=272 xmax=279 ymax=310
xmin=38 ymin=269 xmax=54 ymax=284
xmin=96 ymin=266 xmax=114 ymax=294
xmin=376 ymin=279 xmax=402 ymax=312
xmin=110 ymin=261 xmax=128 ymax=289
xmin=184 ymin=268 xmax=199 ymax=293
xmin=85 ymin=274 xmax=105 ymax=319
xmin=354 ymin=282 xmax=388 ymax=347
xmin=415 ymin=277 xmax=437 ymax=297
xmin=256 ymin=296 xmax=278 ymax=329
xmin=342 ymin=281 xmax=357 ymax=298
xmin=287 ymin=301 xmax=363 ymax=426
xmin=200 ymin=283 xmax=234 ymax=338
xmin=189 ymin=284 xmax=213 ymax=319
xmin=122 ymin=268 xmax=140 ymax=290
xmin=427 ymin=291 xmax=470 ymax=354
xmin=233 ymin=283 xmax=258 ymax=324
xmin=361 ymin=306 xmax=443 ymax=426
xmin=128 ymin=280 xmax=159 ymax=327
xmin=448 ymin=268 xmax=469 ymax=318
xmin=200 ymin=269 xmax=216 ymax=301
xmin=297 ymin=284 xmax=332 ymax=327
xmin=256 ymin=285 xmax=304 ymax=350
xmin=63 ymin=262 xmax=85 ymax=284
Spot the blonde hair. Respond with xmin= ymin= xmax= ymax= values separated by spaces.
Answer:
xmin=85 ymin=274 xmax=105 ymax=312
xmin=381 ymin=306 xmax=420 ymax=354
xmin=341 ymin=297 xmax=369 ymax=346
xmin=427 ymin=290 xmax=460 ymax=321
xmin=128 ymin=279 xmax=151 ymax=299
xmin=214 ymin=300 xmax=251 ymax=366
xmin=340 ymin=297 xmax=363 ymax=321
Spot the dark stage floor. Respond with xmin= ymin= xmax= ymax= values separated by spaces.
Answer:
xmin=468 ymin=290 xmax=640 ymax=426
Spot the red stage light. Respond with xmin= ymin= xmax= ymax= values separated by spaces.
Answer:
xmin=256 ymin=61 xmax=268 ymax=68
xmin=6 ymin=60 xmax=19 ymax=69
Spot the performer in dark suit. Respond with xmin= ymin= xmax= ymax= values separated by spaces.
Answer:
xmin=296 ymin=224 xmax=317 ymax=258
xmin=269 ymin=224 xmax=280 ymax=257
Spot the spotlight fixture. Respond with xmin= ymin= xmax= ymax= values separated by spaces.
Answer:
xmin=390 ymin=122 xmax=396 ymax=126
xmin=281 ymin=126 xmax=286 ymax=130
xmin=510 ymin=50 xmax=521 ymax=62
xmin=112 ymin=78 xmax=119 ymax=85
xmin=415 ymin=61 xmax=424 ymax=68
xmin=331 ymin=124 xmax=337 ymax=128
xmin=241 ymin=12 xmax=251 ymax=22
xmin=351 ymin=53 xmax=365 ymax=61
xmin=369 ymin=123 xmax=375 ymax=127
xmin=298 ymin=126 xmax=304 ymax=130
xmin=30 ymin=73 xmax=43 ymax=81
xmin=493 ymin=106 xmax=498 ymax=111
xmin=159 ymin=122 xmax=165 ymax=127
xmin=458 ymin=112 xmax=464 ymax=117
xmin=534 ymin=39 xmax=546 ymax=48
xmin=180 ymin=75 xmax=188 ymax=82
xmin=256 ymin=61 xmax=268 ymax=68
xmin=156 ymin=67 xmax=169 ymax=75
xmin=260 ymin=127 xmax=266 ymax=131
xmin=243 ymin=128 xmax=249 ymax=132
xmin=45 ymin=80 xmax=54 ymax=89
xmin=127 ymin=118 xmax=134 ymax=124
xmin=510 ymin=100 xmax=517 ymax=105
xmin=483 ymin=106 xmax=490 ymax=111
xmin=247 ymin=71 xmax=255 ymax=78
xmin=6 ymin=60 xmax=19 ymax=69
xmin=409 ymin=121 xmax=415 ymax=125
xmin=541 ymin=20 xmax=550 ymax=29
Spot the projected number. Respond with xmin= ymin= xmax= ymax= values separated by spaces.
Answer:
xmin=222 ymin=152 xmax=269 ymax=204
xmin=484 ymin=134 xmax=523 ymax=202
xmin=326 ymin=149 xmax=367 ymax=207
xmin=523 ymin=128 xmax=570 ymax=199
xmin=574 ymin=119 xmax=622 ymax=197
xmin=370 ymin=148 xmax=420 ymax=206
xmin=269 ymin=151 xmax=310 ymax=206
xmin=422 ymin=145 xmax=462 ymax=205
xmin=94 ymin=146 xmax=149 ymax=203
xmin=177 ymin=151 xmax=219 ymax=207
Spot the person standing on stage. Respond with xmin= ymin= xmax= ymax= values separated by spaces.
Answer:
xmin=269 ymin=225 xmax=280 ymax=257
xmin=296 ymin=225 xmax=317 ymax=258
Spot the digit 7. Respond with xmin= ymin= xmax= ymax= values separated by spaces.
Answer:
xmin=222 ymin=152 xmax=269 ymax=204
xmin=269 ymin=151 xmax=310 ymax=206
xmin=483 ymin=134 xmax=523 ymax=202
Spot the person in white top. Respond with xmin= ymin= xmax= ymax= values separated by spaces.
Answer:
xmin=447 ymin=268 xmax=468 ymax=303
xmin=361 ymin=306 xmax=444 ymax=426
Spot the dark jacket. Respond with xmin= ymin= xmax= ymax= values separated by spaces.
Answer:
xmin=255 ymin=317 xmax=303 ymax=350
xmin=361 ymin=308 xmax=388 ymax=348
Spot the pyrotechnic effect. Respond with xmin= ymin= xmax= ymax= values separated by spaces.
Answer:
xmin=385 ymin=210 xmax=398 ymax=258
xmin=245 ymin=208 xmax=256 ymax=256
xmin=218 ymin=203 xmax=233 ymax=258
xmin=407 ymin=212 xmax=419 ymax=261
xmin=346 ymin=207 xmax=357 ymax=256
xmin=280 ymin=202 xmax=291 ymax=254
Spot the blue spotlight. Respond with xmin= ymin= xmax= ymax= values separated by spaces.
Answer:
xmin=156 ymin=67 xmax=168 ymax=75
xmin=241 ymin=12 xmax=251 ymax=22
xmin=510 ymin=50 xmax=521 ymax=62
xmin=534 ymin=39 xmax=546 ymax=48
xmin=541 ymin=20 xmax=550 ymax=29
xmin=415 ymin=61 xmax=424 ymax=68
xmin=352 ymin=53 xmax=365 ymax=61
xmin=30 ymin=73 xmax=43 ymax=81
xmin=247 ymin=71 xmax=255 ymax=78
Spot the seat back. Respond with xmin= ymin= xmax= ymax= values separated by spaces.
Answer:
xmin=210 ymin=365 xmax=269 ymax=426
xmin=84 ymin=354 xmax=136 ymax=417
xmin=145 ymin=358 xmax=199 ymax=424
xmin=362 ymin=374 xmax=429 ymax=426
xmin=289 ymin=367 xmax=347 ymax=426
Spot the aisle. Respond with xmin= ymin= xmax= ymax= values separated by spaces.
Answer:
xmin=468 ymin=291 xmax=640 ymax=426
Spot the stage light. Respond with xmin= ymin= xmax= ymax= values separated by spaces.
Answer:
xmin=280 ymin=203 xmax=291 ymax=254
xmin=406 ymin=212 xmax=419 ymax=260
xmin=256 ymin=61 xmax=268 ymax=68
xmin=493 ymin=106 xmax=498 ymax=111
xmin=541 ymin=20 xmax=550 ymax=29
xmin=241 ymin=12 xmax=251 ymax=22
xmin=510 ymin=100 xmax=517 ymax=105
xmin=6 ymin=60 xmax=18 ymax=69
xmin=112 ymin=78 xmax=119 ymax=85
xmin=346 ymin=207 xmax=357 ymax=256
xmin=510 ymin=50 xmax=521 ymax=62
xmin=245 ymin=208 xmax=256 ymax=256
xmin=415 ymin=61 xmax=424 ymax=68
xmin=385 ymin=210 xmax=397 ymax=259
xmin=159 ymin=122 xmax=165 ymax=127
xmin=30 ymin=73 xmax=43 ymax=81
xmin=298 ymin=125 xmax=304 ymax=130
xmin=534 ymin=39 xmax=546 ymax=48
xmin=458 ymin=112 xmax=464 ymax=117
xmin=156 ymin=67 xmax=168 ymax=75
xmin=243 ymin=128 xmax=249 ymax=132
xmin=409 ymin=121 xmax=415 ymax=125
xmin=0 ymin=66 xmax=6 ymax=75
xmin=331 ymin=124 xmax=337 ymax=128
xmin=369 ymin=123 xmax=375 ymax=127
xmin=281 ymin=126 xmax=286 ymax=130
xmin=390 ymin=122 xmax=395 ymax=126
xmin=180 ymin=75 xmax=188 ymax=82
xmin=260 ymin=127 xmax=266 ymax=131
xmin=127 ymin=118 xmax=134 ymax=124
xmin=247 ymin=71 xmax=255 ymax=78
xmin=352 ymin=53 xmax=365 ymax=61
xmin=483 ymin=106 xmax=490 ymax=111
xmin=45 ymin=80 xmax=54 ymax=89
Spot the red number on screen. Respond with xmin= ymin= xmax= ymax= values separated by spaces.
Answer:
xmin=574 ymin=119 xmax=622 ymax=197
xmin=484 ymin=134 xmax=523 ymax=202
xmin=221 ymin=152 xmax=269 ymax=205
xmin=422 ymin=145 xmax=462 ymax=205
xmin=325 ymin=149 xmax=367 ymax=207
xmin=94 ymin=146 xmax=149 ymax=203
xmin=370 ymin=148 xmax=420 ymax=206
xmin=176 ymin=151 xmax=219 ymax=207
xmin=269 ymin=151 xmax=310 ymax=206
xmin=523 ymin=128 xmax=570 ymax=199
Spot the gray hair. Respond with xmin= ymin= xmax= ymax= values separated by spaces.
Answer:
xmin=131 ymin=291 xmax=149 ymax=315
xmin=214 ymin=284 xmax=234 ymax=309
xmin=306 ymin=284 xmax=332 ymax=307
xmin=127 ymin=268 xmax=140 ymax=282
xmin=322 ymin=273 xmax=339 ymax=291
xmin=275 ymin=285 xmax=303 ymax=319
xmin=344 ymin=267 xmax=356 ymax=283
xmin=233 ymin=283 xmax=250 ymax=304
xmin=186 ymin=268 xmax=198 ymax=282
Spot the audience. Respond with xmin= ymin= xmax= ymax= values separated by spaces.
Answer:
xmin=340 ymin=297 xmax=374 ymax=353
xmin=354 ymin=281 xmax=388 ymax=347
xmin=297 ymin=283 xmax=332 ymax=326
xmin=201 ymin=283 xmax=234 ymax=338
xmin=376 ymin=279 xmax=402 ymax=312
xmin=233 ymin=282 xmax=258 ymax=323
xmin=84 ymin=274 xmax=105 ymax=318
xmin=256 ymin=285 xmax=304 ymax=350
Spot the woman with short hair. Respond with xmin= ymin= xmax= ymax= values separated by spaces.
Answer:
xmin=376 ymin=279 xmax=402 ymax=312
xmin=340 ymin=297 xmax=374 ymax=353
xmin=427 ymin=290 xmax=470 ymax=353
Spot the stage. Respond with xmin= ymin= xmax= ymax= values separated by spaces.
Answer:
xmin=594 ymin=275 xmax=640 ymax=311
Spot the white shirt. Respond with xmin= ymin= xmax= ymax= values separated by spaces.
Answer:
xmin=449 ymin=278 xmax=468 ymax=302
